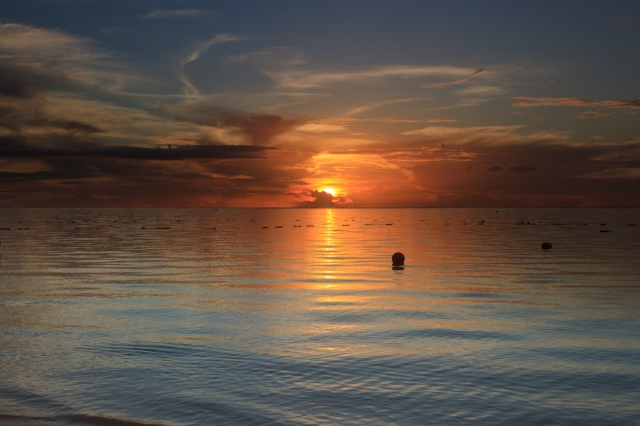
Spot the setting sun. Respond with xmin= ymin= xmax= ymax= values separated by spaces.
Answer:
xmin=321 ymin=188 xmax=336 ymax=196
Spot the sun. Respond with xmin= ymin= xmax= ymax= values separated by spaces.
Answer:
xmin=321 ymin=187 xmax=336 ymax=196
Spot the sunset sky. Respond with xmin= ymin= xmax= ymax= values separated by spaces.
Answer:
xmin=1 ymin=0 xmax=639 ymax=207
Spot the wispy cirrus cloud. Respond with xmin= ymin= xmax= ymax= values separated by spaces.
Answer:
xmin=0 ymin=23 xmax=141 ymax=92
xmin=580 ymin=111 xmax=613 ymax=119
xmin=265 ymin=65 xmax=474 ymax=89
xmin=427 ymin=118 xmax=457 ymax=123
xmin=512 ymin=96 xmax=640 ymax=109
xmin=401 ymin=125 xmax=568 ymax=146
xmin=143 ymin=9 xmax=215 ymax=19
xmin=580 ymin=168 xmax=640 ymax=179
xmin=178 ymin=34 xmax=243 ymax=95
xmin=422 ymin=68 xmax=486 ymax=89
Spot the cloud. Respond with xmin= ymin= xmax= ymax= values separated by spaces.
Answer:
xmin=178 ymin=34 xmax=243 ymax=95
xmin=303 ymin=190 xmax=338 ymax=208
xmin=162 ymin=105 xmax=307 ymax=145
xmin=0 ymin=23 xmax=142 ymax=93
xmin=265 ymin=65 xmax=474 ymax=89
xmin=485 ymin=164 xmax=536 ymax=173
xmin=422 ymin=69 xmax=486 ymax=89
xmin=485 ymin=164 xmax=503 ymax=172
xmin=0 ymin=141 xmax=272 ymax=161
xmin=427 ymin=118 xmax=457 ymax=123
xmin=580 ymin=111 xmax=613 ymax=119
xmin=401 ymin=125 xmax=565 ymax=146
xmin=228 ymin=47 xmax=306 ymax=67
xmin=579 ymin=168 xmax=640 ymax=179
xmin=144 ymin=9 xmax=214 ymax=19
xmin=506 ymin=164 xmax=537 ymax=173
xmin=512 ymin=96 xmax=640 ymax=109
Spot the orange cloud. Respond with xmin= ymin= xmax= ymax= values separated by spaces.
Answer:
xmin=512 ymin=96 xmax=640 ymax=109
xmin=580 ymin=111 xmax=613 ymax=119
xmin=427 ymin=118 xmax=457 ymax=123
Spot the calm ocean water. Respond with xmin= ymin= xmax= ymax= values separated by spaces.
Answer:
xmin=1 ymin=208 xmax=639 ymax=426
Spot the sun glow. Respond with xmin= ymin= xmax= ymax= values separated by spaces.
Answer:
xmin=321 ymin=187 xmax=336 ymax=196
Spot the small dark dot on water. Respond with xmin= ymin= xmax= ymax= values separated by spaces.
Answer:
xmin=541 ymin=242 xmax=552 ymax=250
xmin=142 ymin=227 xmax=145 ymax=229
xmin=211 ymin=227 xmax=216 ymax=230
xmin=262 ymin=227 xmax=268 ymax=229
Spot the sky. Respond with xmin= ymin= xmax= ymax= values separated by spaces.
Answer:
xmin=0 ymin=0 xmax=639 ymax=208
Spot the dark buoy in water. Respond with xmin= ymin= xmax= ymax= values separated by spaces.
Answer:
xmin=541 ymin=242 xmax=552 ymax=250
xmin=392 ymin=252 xmax=405 ymax=266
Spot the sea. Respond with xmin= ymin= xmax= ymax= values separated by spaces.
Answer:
xmin=1 ymin=208 xmax=639 ymax=426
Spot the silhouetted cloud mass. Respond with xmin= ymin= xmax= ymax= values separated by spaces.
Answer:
xmin=167 ymin=106 xmax=307 ymax=145
xmin=303 ymin=190 xmax=337 ymax=208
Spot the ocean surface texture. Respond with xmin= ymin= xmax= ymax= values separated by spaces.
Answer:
xmin=1 ymin=208 xmax=639 ymax=426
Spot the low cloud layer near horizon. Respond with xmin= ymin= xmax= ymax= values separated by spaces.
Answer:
xmin=0 ymin=1 xmax=639 ymax=207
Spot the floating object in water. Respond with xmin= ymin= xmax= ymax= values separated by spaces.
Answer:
xmin=541 ymin=242 xmax=552 ymax=250
xmin=156 ymin=227 xmax=170 ymax=230
xmin=0 ymin=228 xmax=10 ymax=231
xmin=392 ymin=252 xmax=405 ymax=266
xmin=141 ymin=227 xmax=145 ymax=229
xmin=600 ymin=230 xmax=611 ymax=233
xmin=275 ymin=226 xmax=283 ymax=228
xmin=386 ymin=223 xmax=393 ymax=226
xmin=211 ymin=227 xmax=216 ymax=230
xmin=306 ymin=225 xmax=314 ymax=227
xmin=600 ymin=224 xmax=606 ymax=226
xmin=262 ymin=226 xmax=268 ymax=229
